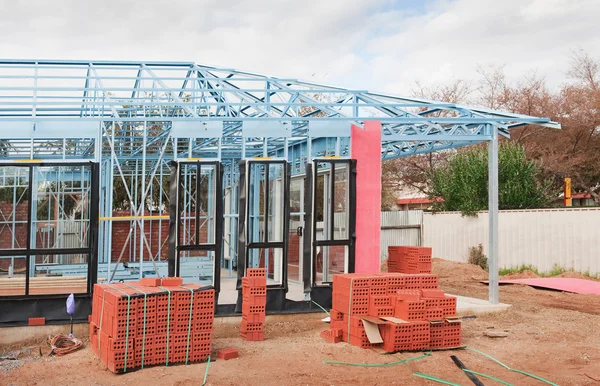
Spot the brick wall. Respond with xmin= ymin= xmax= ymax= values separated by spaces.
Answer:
xmin=109 ymin=211 xmax=208 ymax=262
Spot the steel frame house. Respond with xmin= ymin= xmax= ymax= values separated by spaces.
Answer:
xmin=0 ymin=60 xmax=559 ymax=325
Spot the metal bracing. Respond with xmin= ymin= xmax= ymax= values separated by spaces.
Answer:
xmin=0 ymin=59 xmax=561 ymax=305
xmin=0 ymin=60 xmax=559 ymax=162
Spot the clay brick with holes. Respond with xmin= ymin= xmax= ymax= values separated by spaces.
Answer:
xmin=332 ymin=274 xmax=371 ymax=289
xmin=28 ymin=317 xmax=45 ymax=326
xmin=422 ymin=298 xmax=440 ymax=309
xmin=217 ymin=348 xmax=239 ymax=360
xmin=425 ymin=308 xmax=444 ymax=321
xmin=411 ymin=321 xmax=430 ymax=343
xmin=421 ymin=289 xmax=445 ymax=298
xmin=243 ymin=294 xmax=267 ymax=306
xmin=243 ymin=312 xmax=266 ymax=324
xmin=160 ymin=277 xmax=183 ymax=286
xmin=394 ymin=309 xmax=425 ymax=322
xmin=330 ymin=309 xmax=344 ymax=321
xmin=396 ymin=289 xmax=421 ymax=301
xmin=342 ymin=314 xmax=365 ymax=328
xmin=369 ymin=305 xmax=395 ymax=318
xmin=243 ymin=286 xmax=267 ymax=296
xmin=240 ymin=331 xmax=264 ymax=341
xmin=90 ymin=323 xmax=99 ymax=355
xmin=140 ymin=277 xmax=161 ymax=287
xmin=242 ymin=303 xmax=266 ymax=315
xmin=240 ymin=320 xmax=263 ymax=333
xmin=242 ymin=276 xmax=267 ymax=288
xmin=348 ymin=335 xmax=376 ymax=349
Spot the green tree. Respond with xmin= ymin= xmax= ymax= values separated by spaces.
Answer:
xmin=430 ymin=142 xmax=556 ymax=216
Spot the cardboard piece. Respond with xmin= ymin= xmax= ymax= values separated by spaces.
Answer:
xmin=381 ymin=316 xmax=409 ymax=324
xmin=361 ymin=316 xmax=387 ymax=325
xmin=361 ymin=319 xmax=384 ymax=344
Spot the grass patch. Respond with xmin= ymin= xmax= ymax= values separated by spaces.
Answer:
xmin=498 ymin=264 xmax=597 ymax=278
xmin=499 ymin=264 xmax=541 ymax=276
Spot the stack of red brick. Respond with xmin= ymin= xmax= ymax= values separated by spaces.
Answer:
xmin=388 ymin=246 xmax=432 ymax=274
xmin=326 ymin=271 xmax=461 ymax=352
xmin=240 ymin=268 xmax=267 ymax=341
xmin=90 ymin=277 xmax=215 ymax=373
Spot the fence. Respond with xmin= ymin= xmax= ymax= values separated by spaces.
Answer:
xmin=422 ymin=208 xmax=600 ymax=276
xmin=379 ymin=210 xmax=423 ymax=258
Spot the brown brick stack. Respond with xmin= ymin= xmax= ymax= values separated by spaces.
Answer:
xmin=241 ymin=268 xmax=267 ymax=341
xmin=325 ymin=271 xmax=461 ymax=352
xmin=90 ymin=277 xmax=214 ymax=373
xmin=388 ymin=246 xmax=432 ymax=274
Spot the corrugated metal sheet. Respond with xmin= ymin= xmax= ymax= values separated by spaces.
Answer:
xmin=423 ymin=208 xmax=600 ymax=275
xmin=380 ymin=210 xmax=422 ymax=259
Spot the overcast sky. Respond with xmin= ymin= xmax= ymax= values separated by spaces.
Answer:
xmin=1 ymin=0 xmax=599 ymax=96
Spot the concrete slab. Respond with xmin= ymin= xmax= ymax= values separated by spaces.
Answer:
xmin=452 ymin=294 xmax=511 ymax=316
xmin=0 ymin=323 xmax=89 ymax=347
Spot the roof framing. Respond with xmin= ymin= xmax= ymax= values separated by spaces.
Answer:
xmin=0 ymin=59 xmax=560 ymax=160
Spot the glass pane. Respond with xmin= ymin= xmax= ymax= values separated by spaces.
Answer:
xmin=267 ymin=163 xmax=284 ymax=243
xmin=315 ymin=169 xmax=328 ymax=241
xmin=198 ymin=165 xmax=216 ymax=245
xmin=315 ymin=245 xmax=348 ymax=284
xmin=333 ymin=164 xmax=349 ymax=240
xmin=179 ymin=250 xmax=214 ymax=286
xmin=32 ymin=253 xmax=88 ymax=295
xmin=0 ymin=255 xmax=26 ymax=296
xmin=179 ymin=164 xmax=197 ymax=246
xmin=247 ymin=247 xmax=283 ymax=285
xmin=248 ymin=163 xmax=265 ymax=244
xmin=288 ymin=214 xmax=302 ymax=283
xmin=32 ymin=165 xmax=92 ymax=249
xmin=289 ymin=178 xmax=303 ymax=213
xmin=0 ymin=167 xmax=29 ymax=250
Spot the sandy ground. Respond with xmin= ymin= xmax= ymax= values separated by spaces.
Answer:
xmin=2 ymin=259 xmax=600 ymax=385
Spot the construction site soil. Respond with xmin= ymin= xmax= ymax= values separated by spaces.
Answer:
xmin=2 ymin=259 xmax=600 ymax=385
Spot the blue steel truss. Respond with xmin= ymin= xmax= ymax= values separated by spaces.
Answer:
xmin=0 ymin=59 xmax=559 ymax=161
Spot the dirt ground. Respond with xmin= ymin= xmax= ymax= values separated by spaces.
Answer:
xmin=2 ymin=259 xmax=600 ymax=386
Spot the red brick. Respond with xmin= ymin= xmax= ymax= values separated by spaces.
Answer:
xmin=140 ymin=277 xmax=161 ymax=287
xmin=396 ymin=290 xmax=421 ymax=301
xmin=160 ymin=277 xmax=183 ymax=286
xmin=330 ymin=309 xmax=344 ymax=321
xmin=28 ymin=317 xmax=45 ymax=326
xmin=242 ymin=313 xmax=266 ymax=324
xmin=217 ymin=348 xmax=239 ymax=360
xmin=240 ymin=331 xmax=264 ymax=341
xmin=242 ymin=276 xmax=267 ymax=287
xmin=421 ymin=289 xmax=445 ymax=298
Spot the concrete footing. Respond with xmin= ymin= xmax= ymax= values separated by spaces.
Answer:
xmin=453 ymin=294 xmax=511 ymax=316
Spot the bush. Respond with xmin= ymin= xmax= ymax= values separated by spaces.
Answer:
xmin=468 ymin=244 xmax=488 ymax=271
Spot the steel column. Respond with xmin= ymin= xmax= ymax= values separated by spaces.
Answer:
xmin=488 ymin=124 xmax=499 ymax=304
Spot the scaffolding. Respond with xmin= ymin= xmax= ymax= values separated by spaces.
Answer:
xmin=0 ymin=60 xmax=559 ymax=317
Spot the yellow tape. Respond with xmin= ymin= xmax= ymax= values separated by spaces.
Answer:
xmin=252 ymin=156 xmax=272 ymax=160
xmin=12 ymin=159 xmax=43 ymax=163
xmin=322 ymin=155 xmax=342 ymax=159
xmin=186 ymin=158 xmax=202 ymax=161
xmin=99 ymin=215 xmax=169 ymax=221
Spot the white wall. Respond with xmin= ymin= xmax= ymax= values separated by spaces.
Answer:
xmin=380 ymin=210 xmax=422 ymax=259
xmin=423 ymin=208 xmax=600 ymax=275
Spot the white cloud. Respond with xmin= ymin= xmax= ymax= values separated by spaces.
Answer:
xmin=0 ymin=0 xmax=599 ymax=97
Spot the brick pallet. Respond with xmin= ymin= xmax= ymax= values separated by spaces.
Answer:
xmin=241 ymin=268 xmax=267 ymax=341
xmin=325 ymin=272 xmax=461 ymax=352
xmin=90 ymin=277 xmax=215 ymax=374
xmin=388 ymin=246 xmax=432 ymax=274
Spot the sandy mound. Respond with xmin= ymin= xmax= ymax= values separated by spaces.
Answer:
xmin=557 ymin=271 xmax=600 ymax=281
xmin=432 ymin=258 xmax=488 ymax=280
